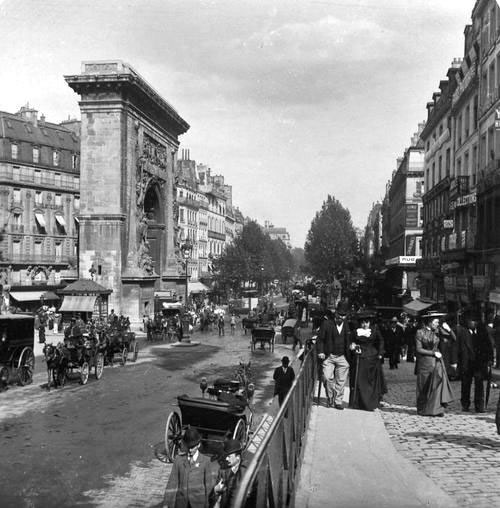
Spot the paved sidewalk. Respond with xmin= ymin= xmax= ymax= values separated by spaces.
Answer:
xmin=296 ymin=394 xmax=455 ymax=508
xmin=296 ymin=362 xmax=500 ymax=508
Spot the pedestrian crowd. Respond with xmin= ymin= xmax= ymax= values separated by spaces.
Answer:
xmin=315 ymin=305 xmax=498 ymax=431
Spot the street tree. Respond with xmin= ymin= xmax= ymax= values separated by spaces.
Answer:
xmin=304 ymin=195 xmax=358 ymax=281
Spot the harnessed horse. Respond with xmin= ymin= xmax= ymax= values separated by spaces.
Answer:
xmin=43 ymin=343 xmax=68 ymax=390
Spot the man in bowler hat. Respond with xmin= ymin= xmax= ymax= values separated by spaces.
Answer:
xmin=456 ymin=311 xmax=494 ymax=413
xmin=163 ymin=427 xmax=219 ymax=508
xmin=273 ymin=356 xmax=295 ymax=406
xmin=210 ymin=439 xmax=245 ymax=508
xmin=317 ymin=307 xmax=350 ymax=409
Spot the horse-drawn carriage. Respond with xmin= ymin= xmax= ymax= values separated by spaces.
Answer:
xmin=241 ymin=316 xmax=258 ymax=335
xmin=103 ymin=329 xmax=138 ymax=366
xmin=281 ymin=318 xmax=297 ymax=344
xmin=250 ymin=326 xmax=275 ymax=352
xmin=62 ymin=334 xmax=105 ymax=385
xmin=0 ymin=313 xmax=35 ymax=388
xmin=164 ymin=364 xmax=254 ymax=462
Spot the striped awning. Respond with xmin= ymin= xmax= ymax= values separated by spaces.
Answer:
xmin=59 ymin=295 xmax=97 ymax=313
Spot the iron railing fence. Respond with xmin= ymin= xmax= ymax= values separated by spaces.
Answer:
xmin=232 ymin=342 xmax=317 ymax=508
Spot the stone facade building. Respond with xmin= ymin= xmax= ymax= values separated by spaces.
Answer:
xmin=262 ymin=221 xmax=292 ymax=248
xmin=65 ymin=61 xmax=189 ymax=323
xmin=0 ymin=105 xmax=80 ymax=309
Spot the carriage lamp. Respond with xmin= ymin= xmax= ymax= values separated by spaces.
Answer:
xmin=200 ymin=377 xmax=208 ymax=397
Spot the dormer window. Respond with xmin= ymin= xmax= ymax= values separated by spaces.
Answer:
xmin=53 ymin=150 xmax=60 ymax=166
xmin=11 ymin=143 xmax=18 ymax=160
xmin=71 ymin=154 xmax=78 ymax=170
xmin=33 ymin=147 xmax=40 ymax=163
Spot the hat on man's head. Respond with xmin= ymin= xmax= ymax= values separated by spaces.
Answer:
xmin=183 ymin=426 xmax=201 ymax=448
xmin=222 ymin=438 xmax=242 ymax=456
xmin=336 ymin=303 xmax=349 ymax=316
xmin=281 ymin=356 xmax=290 ymax=366
xmin=390 ymin=316 xmax=398 ymax=323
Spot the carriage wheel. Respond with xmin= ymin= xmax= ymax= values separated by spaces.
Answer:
xmin=121 ymin=347 xmax=128 ymax=366
xmin=18 ymin=347 xmax=35 ymax=386
xmin=80 ymin=362 xmax=90 ymax=385
xmin=131 ymin=342 xmax=139 ymax=362
xmin=232 ymin=418 xmax=247 ymax=448
xmin=165 ymin=412 xmax=182 ymax=462
xmin=95 ymin=353 xmax=104 ymax=380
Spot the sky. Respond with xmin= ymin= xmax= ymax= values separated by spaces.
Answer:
xmin=0 ymin=0 xmax=479 ymax=247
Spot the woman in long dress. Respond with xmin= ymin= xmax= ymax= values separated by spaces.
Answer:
xmin=349 ymin=311 xmax=386 ymax=411
xmin=415 ymin=313 xmax=454 ymax=416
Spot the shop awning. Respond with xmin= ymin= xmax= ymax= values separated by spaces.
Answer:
xmin=403 ymin=299 xmax=434 ymax=316
xmin=189 ymin=281 xmax=210 ymax=293
xmin=34 ymin=212 xmax=46 ymax=228
xmin=162 ymin=301 xmax=183 ymax=310
xmin=59 ymin=295 xmax=97 ymax=313
xmin=55 ymin=215 xmax=66 ymax=228
xmin=10 ymin=290 xmax=59 ymax=302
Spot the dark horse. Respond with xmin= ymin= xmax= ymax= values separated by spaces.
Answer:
xmin=43 ymin=343 xmax=68 ymax=390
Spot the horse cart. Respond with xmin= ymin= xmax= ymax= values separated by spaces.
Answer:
xmin=164 ymin=366 xmax=254 ymax=462
xmin=281 ymin=318 xmax=297 ymax=344
xmin=242 ymin=316 xmax=258 ymax=335
xmin=0 ymin=313 xmax=35 ymax=387
xmin=61 ymin=335 xmax=105 ymax=385
xmin=104 ymin=329 xmax=138 ymax=366
xmin=250 ymin=326 xmax=275 ymax=352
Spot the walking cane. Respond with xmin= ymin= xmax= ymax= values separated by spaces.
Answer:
xmin=352 ymin=346 xmax=361 ymax=408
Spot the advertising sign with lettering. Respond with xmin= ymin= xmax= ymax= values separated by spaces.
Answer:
xmin=406 ymin=204 xmax=418 ymax=227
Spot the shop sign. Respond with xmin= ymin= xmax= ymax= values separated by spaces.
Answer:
xmin=406 ymin=204 xmax=418 ymax=227
xmin=443 ymin=219 xmax=454 ymax=229
xmin=449 ymin=192 xmax=477 ymax=210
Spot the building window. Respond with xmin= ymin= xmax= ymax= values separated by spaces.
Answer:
xmin=11 ymin=143 xmax=18 ymax=160
xmin=74 ymin=196 xmax=80 ymax=210
xmin=35 ymin=191 xmax=43 ymax=205
xmin=13 ymin=188 xmax=21 ymax=203
xmin=53 ymin=150 xmax=60 ymax=166
xmin=34 ymin=169 xmax=41 ymax=183
xmin=34 ymin=241 xmax=43 ymax=257
xmin=54 ymin=173 xmax=61 ymax=187
xmin=55 ymin=242 xmax=62 ymax=259
xmin=55 ymin=193 xmax=62 ymax=207
xmin=180 ymin=208 xmax=185 ymax=223
xmin=71 ymin=154 xmax=78 ymax=170
xmin=33 ymin=146 xmax=40 ymax=163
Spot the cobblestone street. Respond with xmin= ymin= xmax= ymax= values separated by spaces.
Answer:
xmin=380 ymin=362 xmax=500 ymax=508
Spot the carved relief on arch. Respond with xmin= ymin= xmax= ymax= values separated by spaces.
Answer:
xmin=26 ymin=265 xmax=52 ymax=280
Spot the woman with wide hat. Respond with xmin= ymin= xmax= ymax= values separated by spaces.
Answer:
xmin=415 ymin=312 xmax=454 ymax=417
xmin=163 ymin=427 xmax=219 ymax=508
xmin=349 ymin=310 xmax=386 ymax=411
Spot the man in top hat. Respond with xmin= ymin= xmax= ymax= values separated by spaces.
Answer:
xmin=163 ymin=427 xmax=219 ymax=508
xmin=456 ymin=311 xmax=494 ymax=413
xmin=317 ymin=306 xmax=350 ymax=409
xmin=210 ymin=439 xmax=245 ymax=508
xmin=385 ymin=316 xmax=404 ymax=370
xmin=273 ymin=356 xmax=295 ymax=407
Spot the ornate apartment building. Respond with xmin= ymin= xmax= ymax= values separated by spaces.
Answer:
xmin=0 ymin=105 xmax=80 ymax=308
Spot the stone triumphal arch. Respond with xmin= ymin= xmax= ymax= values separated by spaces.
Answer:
xmin=65 ymin=60 xmax=189 ymax=323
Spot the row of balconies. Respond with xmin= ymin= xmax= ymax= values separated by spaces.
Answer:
xmin=0 ymin=167 xmax=79 ymax=190
xmin=7 ymin=224 xmax=73 ymax=236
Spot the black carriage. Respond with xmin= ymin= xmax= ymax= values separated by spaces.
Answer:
xmin=61 ymin=334 xmax=105 ymax=385
xmin=164 ymin=374 xmax=254 ymax=462
xmin=103 ymin=328 xmax=138 ymax=366
xmin=250 ymin=326 xmax=275 ymax=352
xmin=0 ymin=313 xmax=35 ymax=387
xmin=281 ymin=318 xmax=297 ymax=344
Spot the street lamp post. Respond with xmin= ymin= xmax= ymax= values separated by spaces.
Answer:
xmin=180 ymin=238 xmax=193 ymax=342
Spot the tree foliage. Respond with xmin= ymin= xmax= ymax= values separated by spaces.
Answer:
xmin=213 ymin=221 xmax=294 ymax=295
xmin=304 ymin=195 xmax=358 ymax=281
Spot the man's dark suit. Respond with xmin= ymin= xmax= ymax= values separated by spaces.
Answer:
xmin=273 ymin=366 xmax=295 ymax=406
xmin=456 ymin=324 xmax=494 ymax=411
